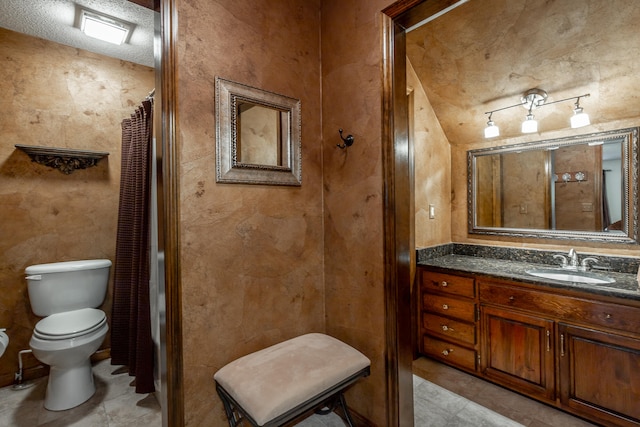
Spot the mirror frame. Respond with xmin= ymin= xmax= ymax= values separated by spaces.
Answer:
xmin=468 ymin=127 xmax=639 ymax=244
xmin=215 ymin=77 xmax=302 ymax=186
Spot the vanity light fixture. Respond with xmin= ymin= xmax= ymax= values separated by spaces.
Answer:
xmin=483 ymin=88 xmax=590 ymax=138
xmin=570 ymin=97 xmax=591 ymax=128
xmin=80 ymin=10 xmax=131 ymax=45
xmin=484 ymin=113 xmax=499 ymax=138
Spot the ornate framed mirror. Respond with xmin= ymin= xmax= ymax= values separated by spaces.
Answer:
xmin=215 ymin=77 xmax=301 ymax=186
xmin=468 ymin=127 xmax=639 ymax=244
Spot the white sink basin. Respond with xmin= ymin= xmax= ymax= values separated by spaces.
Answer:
xmin=526 ymin=268 xmax=615 ymax=284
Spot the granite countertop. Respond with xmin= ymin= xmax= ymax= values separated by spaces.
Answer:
xmin=418 ymin=254 xmax=640 ymax=302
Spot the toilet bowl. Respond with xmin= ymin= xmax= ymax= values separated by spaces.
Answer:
xmin=25 ymin=259 xmax=111 ymax=411
xmin=30 ymin=308 xmax=108 ymax=410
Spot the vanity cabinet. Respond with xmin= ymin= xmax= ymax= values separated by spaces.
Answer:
xmin=418 ymin=270 xmax=478 ymax=372
xmin=418 ymin=265 xmax=640 ymax=427
xmin=478 ymin=278 xmax=640 ymax=427
xmin=480 ymin=305 xmax=555 ymax=402
xmin=558 ymin=323 xmax=640 ymax=427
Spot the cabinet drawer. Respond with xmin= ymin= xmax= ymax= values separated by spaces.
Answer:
xmin=423 ymin=293 xmax=476 ymax=322
xmin=479 ymin=282 xmax=548 ymax=311
xmin=422 ymin=313 xmax=476 ymax=345
xmin=421 ymin=270 xmax=475 ymax=298
xmin=479 ymin=281 xmax=640 ymax=335
xmin=423 ymin=335 xmax=476 ymax=371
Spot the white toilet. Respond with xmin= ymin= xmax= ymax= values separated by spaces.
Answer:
xmin=25 ymin=259 xmax=111 ymax=411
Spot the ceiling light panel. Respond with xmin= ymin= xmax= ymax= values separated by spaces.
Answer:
xmin=80 ymin=10 xmax=130 ymax=45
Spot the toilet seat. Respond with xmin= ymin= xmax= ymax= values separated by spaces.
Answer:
xmin=34 ymin=308 xmax=106 ymax=341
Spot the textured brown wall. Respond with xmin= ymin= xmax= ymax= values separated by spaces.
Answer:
xmin=408 ymin=60 xmax=452 ymax=248
xmin=408 ymin=0 xmax=640 ymax=256
xmin=321 ymin=0 xmax=398 ymax=424
xmin=173 ymin=1 xmax=325 ymax=424
xmin=406 ymin=0 xmax=640 ymax=146
xmin=0 ymin=28 xmax=154 ymax=386
xmin=501 ymin=150 xmax=550 ymax=229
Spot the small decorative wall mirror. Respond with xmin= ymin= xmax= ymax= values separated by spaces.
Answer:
xmin=215 ymin=77 xmax=301 ymax=186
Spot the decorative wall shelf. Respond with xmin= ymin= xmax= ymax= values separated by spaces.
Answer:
xmin=15 ymin=145 xmax=109 ymax=175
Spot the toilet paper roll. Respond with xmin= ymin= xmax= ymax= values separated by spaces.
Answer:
xmin=0 ymin=329 xmax=8 ymax=358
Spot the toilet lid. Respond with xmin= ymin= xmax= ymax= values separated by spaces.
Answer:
xmin=34 ymin=308 xmax=106 ymax=340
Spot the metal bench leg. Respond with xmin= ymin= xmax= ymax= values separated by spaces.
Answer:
xmin=217 ymin=385 xmax=243 ymax=427
xmin=338 ymin=393 xmax=355 ymax=427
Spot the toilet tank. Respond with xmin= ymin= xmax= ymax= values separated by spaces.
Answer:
xmin=25 ymin=259 xmax=112 ymax=316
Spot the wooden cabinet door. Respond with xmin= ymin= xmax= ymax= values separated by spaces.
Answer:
xmin=558 ymin=323 xmax=640 ymax=427
xmin=481 ymin=305 xmax=555 ymax=402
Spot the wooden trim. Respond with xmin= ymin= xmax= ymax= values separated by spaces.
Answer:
xmin=158 ymin=0 xmax=183 ymax=426
xmin=384 ymin=0 xmax=462 ymax=29
xmin=128 ymin=0 xmax=155 ymax=10
xmin=381 ymin=8 xmax=412 ymax=427
xmin=381 ymin=1 xmax=462 ymax=426
xmin=382 ymin=0 xmax=429 ymax=19
xmin=347 ymin=407 xmax=377 ymax=427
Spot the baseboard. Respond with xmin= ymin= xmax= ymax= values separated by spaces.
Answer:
xmin=342 ymin=406 xmax=376 ymax=427
xmin=0 ymin=347 xmax=112 ymax=389
xmin=91 ymin=348 xmax=111 ymax=363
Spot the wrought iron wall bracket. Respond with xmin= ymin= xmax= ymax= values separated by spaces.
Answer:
xmin=15 ymin=145 xmax=109 ymax=174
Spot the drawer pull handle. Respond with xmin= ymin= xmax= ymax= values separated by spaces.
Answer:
xmin=442 ymin=348 xmax=454 ymax=356
xmin=442 ymin=304 xmax=449 ymax=310
xmin=605 ymin=313 xmax=612 ymax=319
xmin=508 ymin=296 xmax=515 ymax=302
xmin=441 ymin=325 xmax=454 ymax=332
xmin=441 ymin=281 xmax=448 ymax=287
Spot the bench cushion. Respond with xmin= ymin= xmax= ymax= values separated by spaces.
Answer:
xmin=214 ymin=333 xmax=370 ymax=426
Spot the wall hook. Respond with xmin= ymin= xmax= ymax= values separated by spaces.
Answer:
xmin=337 ymin=129 xmax=354 ymax=149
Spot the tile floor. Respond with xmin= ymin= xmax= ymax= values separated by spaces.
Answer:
xmin=412 ymin=357 xmax=598 ymax=427
xmin=0 ymin=359 xmax=161 ymax=427
xmin=0 ymin=357 xmax=600 ymax=427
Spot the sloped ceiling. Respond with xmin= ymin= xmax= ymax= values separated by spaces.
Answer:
xmin=0 ymin=0 xmax=154 ymax=67
xmin=407 ymin=0 xmax=640 ymax=145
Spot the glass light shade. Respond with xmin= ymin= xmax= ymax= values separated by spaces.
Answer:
xmin=521 ymin=114 xmax=538 ymax=133
xmin=570 ymin=108 xmax=590 ymax=128
xmin=484 ymin=120 xmax=499 ymax=138
xmin=81 ymin=11 xmax=129 ymax=45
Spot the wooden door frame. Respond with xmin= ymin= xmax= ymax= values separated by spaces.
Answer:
xmin=381 ymin=1 xmax=462 ymax=425
xmin=157 ymin=0 xmax=183 ymax=426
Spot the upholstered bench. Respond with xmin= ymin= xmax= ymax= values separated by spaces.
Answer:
xmin=214 ymin=333 xmax=371 ymax=427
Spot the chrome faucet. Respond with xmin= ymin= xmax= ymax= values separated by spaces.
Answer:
xmin=568 ymin=248 xmax=579 ymax=269
xmin=554 ymin=249 xmax=582 ymax=270
xmin=553 ymin=254 xmax=568 ymax=268
xmin=579 ymin=257 xmax=599 ymax=271
xmin=556 ymin=249 xmax=599 ymax=271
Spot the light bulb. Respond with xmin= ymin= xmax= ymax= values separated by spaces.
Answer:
xmin=570 ymin=107 xmax=590 ymax=128
xmin=484 ymin=120 xmax=499 ymax=138
xmin=521 ymin=114 xmax=538 ymax=133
